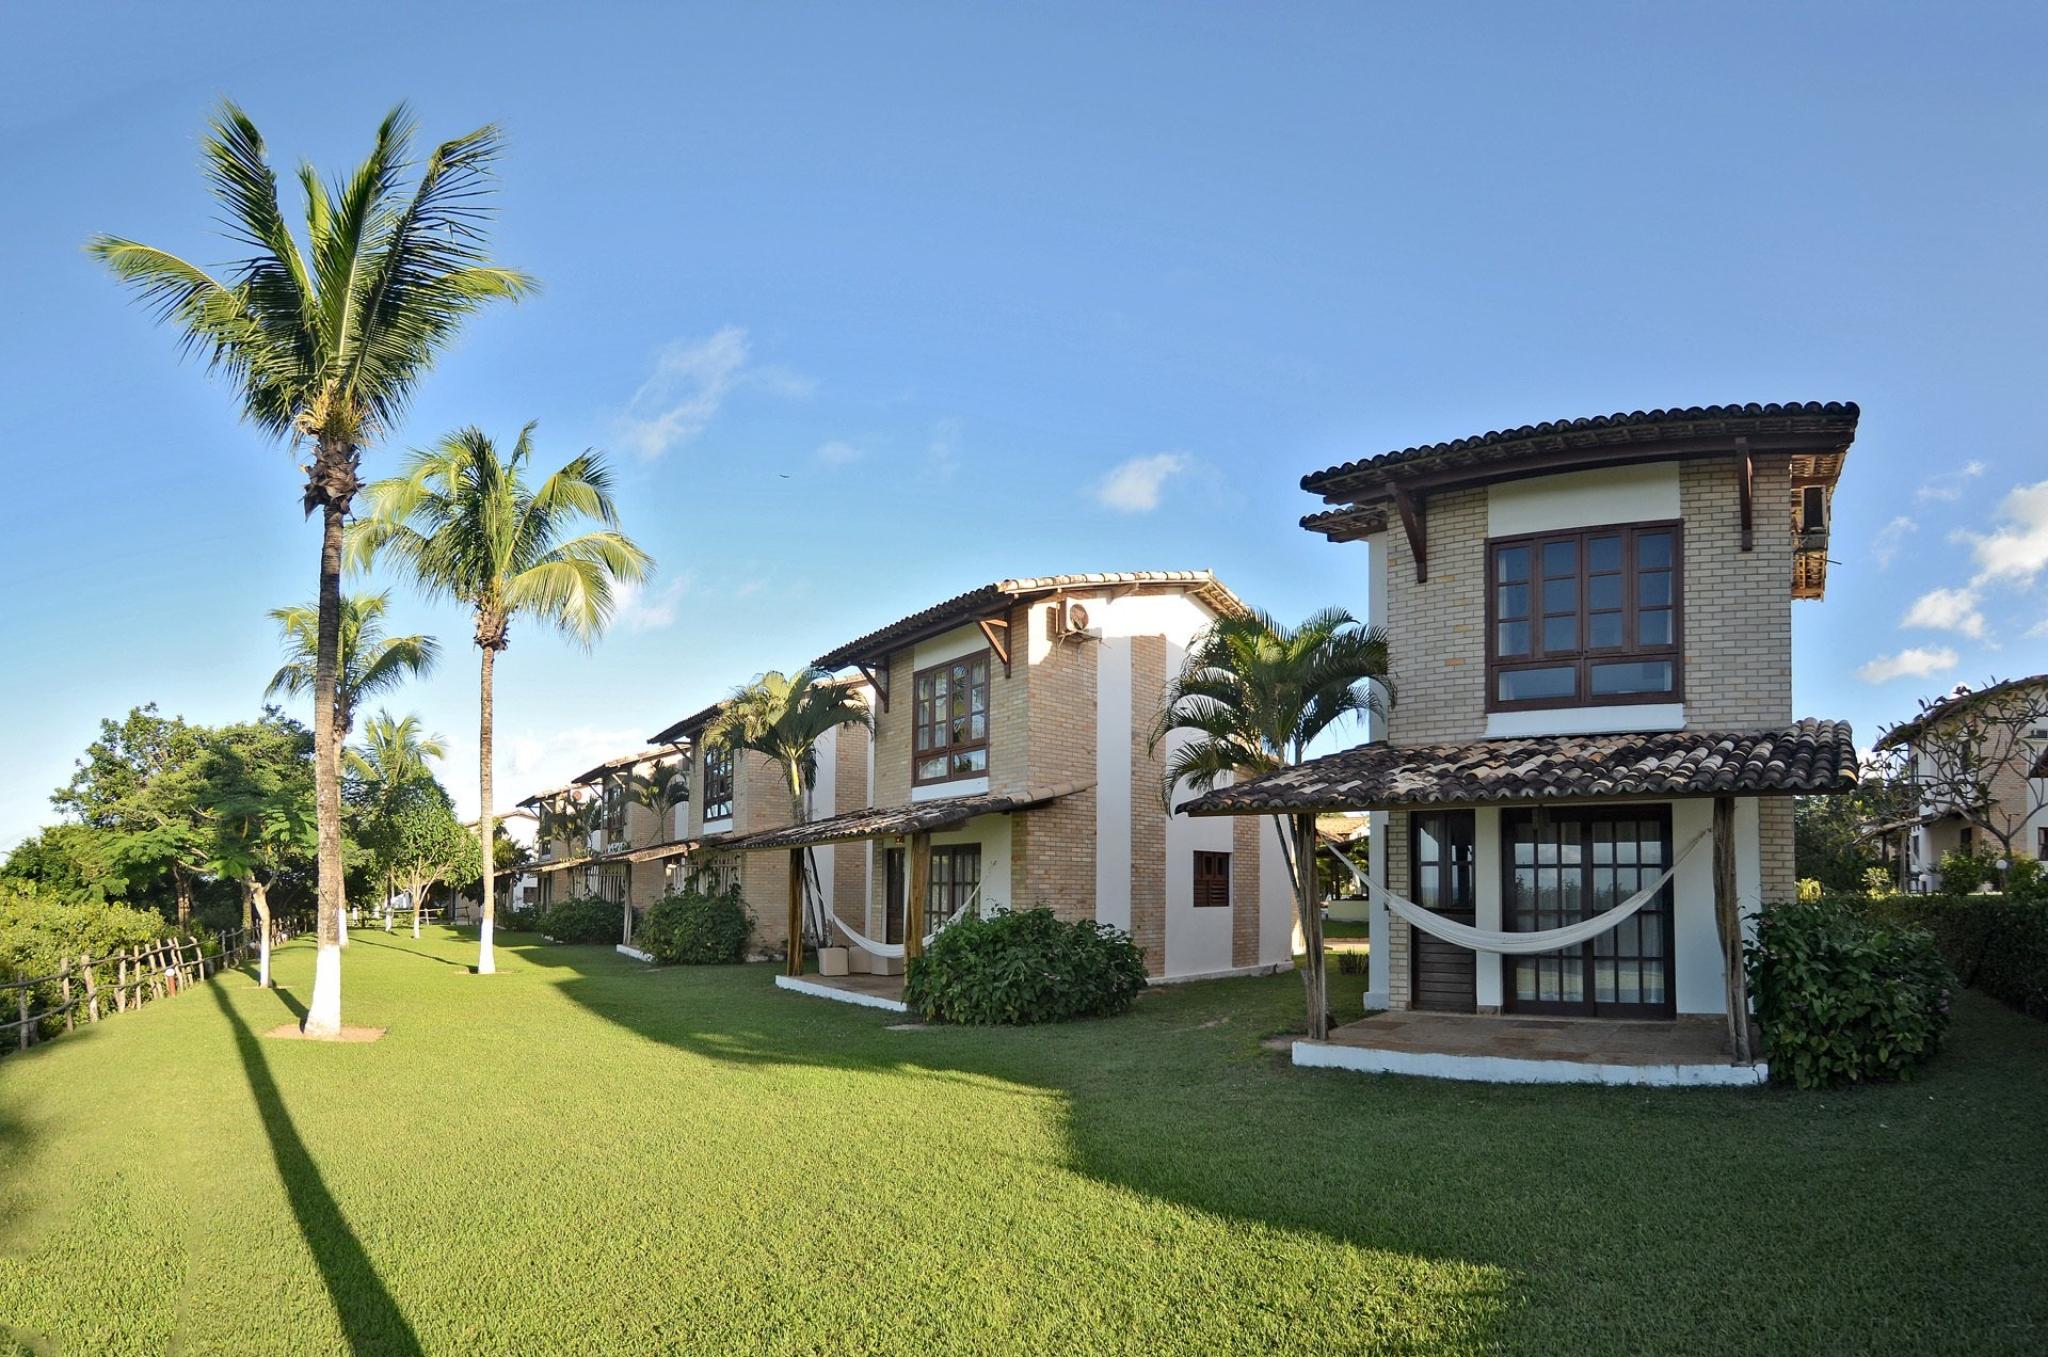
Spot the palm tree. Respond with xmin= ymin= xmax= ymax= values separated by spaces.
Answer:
xmin=700 ymin=669 xmax=872 ymax=952
xmin=348 ymin=423 xmax=651 ymax=974
xmin=1151 ymin=608 xmax=1392 ymax=1041
xmin=346 ymin=710 xmax=448 ymax=934
xmin=90 ymin=103 xmax=534 ymax=1037
xmin=268 ymin=591 xmax=440 ymax=740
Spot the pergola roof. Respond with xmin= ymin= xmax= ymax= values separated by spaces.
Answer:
xmin=724 ymin=783 xmax=1087 ymax=851
xmin=812 ymin=572 xmax=1247 ymax=672
xmin=1179 ymin=721 xmax=1858 ymax=816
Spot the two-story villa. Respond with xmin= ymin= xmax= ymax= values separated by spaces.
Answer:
xmin=721 ymin=571 xmax=1299 ymax=1005
xmin=645 ymin=683 xmax=877 ymax=960
xmin=1184 ymin=403 xmax=1863 ymax=1084
xmin=1876 ymin=674 xmax=2048 ymax=892
xmin=521 ymin=746 xmax=693 ymax=940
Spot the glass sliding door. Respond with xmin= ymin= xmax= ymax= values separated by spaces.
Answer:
xmin=1409 ymin=811 xmax=1477 ymax=1012
xmin=1504 ymin=807 xmax=1674 ymax=1018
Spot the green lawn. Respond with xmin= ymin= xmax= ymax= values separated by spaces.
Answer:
xmin=2 ymin=930 xmax=2044 ymax=1355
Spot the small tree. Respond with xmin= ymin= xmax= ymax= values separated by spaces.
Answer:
xmin=700 ymin=671 xmax=872 ymax=951
xmin=1151 ymin=609 xmax=1392 ymax=1041
xmin=385 ymin=784 xmax=480 ymax=938
xmin=1880 ymin=676 xmax=2048 ymax=890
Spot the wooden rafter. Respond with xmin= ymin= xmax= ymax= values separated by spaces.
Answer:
xmin=1389 ymin=483 xmax=1428 ymax=583
xmin=855 ymin=662 xmax=889 ymax=713
xmin=977 ymin=616 xmax=1012 ymax=676
xmin=1736 ymin=436 xmax=1754 ymax=553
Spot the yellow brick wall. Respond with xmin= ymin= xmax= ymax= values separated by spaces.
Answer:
xmin=1126 ymin=636 xmax=1167 ymax=973
xmin=1231 ymin=811 xmax=1261 ymax=968
xmin=1013 ymin=605 xmax=1098 ymax=920
xmin=1384 ymin=809 xmax=1412 ymax=1009
xmin=1679 ymin=457 xmax=1795 ymax=730
xmin=831 ymin=722 xmax=870 ymax=932
xmin=1382 ymin=487 xmax=1489 ymax=745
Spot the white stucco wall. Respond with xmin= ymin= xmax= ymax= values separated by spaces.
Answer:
xmin=1486 ymin=463 xmax=1681 ymax=537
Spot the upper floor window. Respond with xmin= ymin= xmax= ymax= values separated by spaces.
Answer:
xmin=1193 ymin=851 xmax=1231 ymax=908
xmin=1487 ymin=522 xmax=1682 ymax=711
xmin=702 ymin=743 xmax=735 ymax=821
xmin=602 ymin=778 xmax=626 ymax=836
xmin=913 ymin=651 xmax=990 ymax=784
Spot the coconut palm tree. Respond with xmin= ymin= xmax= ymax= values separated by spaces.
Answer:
xmin=89 ymin=102 xmax=534 ymax=1037
xmin=1150 ymin=608 xmax=1392 ymax=1041
xmin=348 ymin=423 xmax=651 ymax=974
xmin=268 ymin=591 xmax=440 ymax=740
xmin=346 ymin=710 xmax=448 ymax=933
xmin=700 ymin=669 xmax=872 ymax=951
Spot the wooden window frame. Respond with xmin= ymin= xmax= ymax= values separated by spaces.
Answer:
xmin=1409 ymin=810 xmax=1477 ymax=1012
xmin=701 ymin=743 xmax=735 ymax=822
xmin=1501 ymin=805 xmax=1676 ymax=1020
xmin=1485 ymin=519 xmax=1685 ymax=713
xmin=1192 ymin=850 xmax=1232 ymax=908
xmin=911 ymin=649 xmax=993 ymax=787
xmin=928 ymin=844 xmax=983 ymax=922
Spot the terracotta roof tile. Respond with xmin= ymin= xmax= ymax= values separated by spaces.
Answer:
xmin=722 ymin=782 xmax=1089 ymax=851
xmin=1179 ymin=721 xmax=1858 ymax=815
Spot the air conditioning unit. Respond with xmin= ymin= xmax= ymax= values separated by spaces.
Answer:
xmin=1047 ymin=598 xmax=1094 ymax=641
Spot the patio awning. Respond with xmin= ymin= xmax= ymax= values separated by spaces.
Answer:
xmin=618 ymin=837 xmax=718 ymax=864
xmin=1178 ymin=720 xmax=1858 ymax=816
xmin=723 ymin=782 xmax=1089 ymax=851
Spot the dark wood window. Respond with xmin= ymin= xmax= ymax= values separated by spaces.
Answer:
xmin=602 ymin=778 xmax=626 ymax=836
xmin=913 ymin=651 xmax=991 ymax=785
xmin=1503 ymin=807 xmax=1674 ymax=1019
xmin=1487 ymin=521 xmax=1682 ymax=711
xmin=930 ymin=845 xmax=982 ymax=922
xmin=599 ymin=863 xmax=628 ymax=904
xmin=702 ymin=743 xmax=735 ymax=821
xmin=1409 ymin=812 xmax=1476 ymax=1012
xmin=1193 ymin=851 xmax=1231 ymax=908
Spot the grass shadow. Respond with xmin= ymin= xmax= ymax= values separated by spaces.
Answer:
xmin=206 ymin=981 xmax=424 ymax=1356
xmin=348 ymin=936 xmax=469 ymax=970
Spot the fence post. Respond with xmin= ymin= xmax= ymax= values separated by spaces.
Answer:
xmin=16 ymin=986 xmax=28 ymax=1051
xmin=60 ymin=963 xmax=74 ymax=1033
xmin=81 ymin=953 xmax=100 ymax=1024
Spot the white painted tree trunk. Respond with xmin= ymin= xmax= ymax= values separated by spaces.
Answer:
xmin=252 ymin=883 xmax=273 ymax=990
xmin=339 ymin=909 xmax=349 ymax=947
xmin=303 ymin=942 xmax=343 ymax=1037
xmin=476 ymin=643 xmax=499 ymax=976
xmin=478 ymin=916 xmax=495 ymax=971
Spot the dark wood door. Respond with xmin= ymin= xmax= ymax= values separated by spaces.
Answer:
xmin=1503 ymin=807 xmax=1674 ymax=1018
xmin=1410 ymin=811 xmax=1477 ymax=1012
xmin=884 ymin=848 xmax=906 ymax=945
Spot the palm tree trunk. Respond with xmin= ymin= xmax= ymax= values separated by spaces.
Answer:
xmin=1295 ymin=812 xmax=1330 ymax=1041
xmin=251 ymin=880 xmax=273 ymax=989
xmin=305 ymin=491 xmax=347 ymax=1038
xmin=477 ymin=643 xmax=498 ymax=975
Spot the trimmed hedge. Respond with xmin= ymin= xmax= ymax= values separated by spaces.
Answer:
xmin=1867 ymin=894 xmax=2048 ymax=1022
xmin=1746 ymin=898 xmax=1952 ymax=1089
xmin=538 ymin=895 xmax=625 ymax=945
xmin=904 ymin=908 xmax=1146 ymax=1025
xmin=638 ymin=888 xmax=752 ymax=965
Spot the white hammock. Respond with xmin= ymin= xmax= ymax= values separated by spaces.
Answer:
xmin=1328 ymin=829 xmax=1709 ymax=956
xmin=824 ymin=885 xmax=982 ymax=960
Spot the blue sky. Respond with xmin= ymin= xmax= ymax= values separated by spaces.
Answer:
xmin=3 ymin=2 xmax=2045 ymax=845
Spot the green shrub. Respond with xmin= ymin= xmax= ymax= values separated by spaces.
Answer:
xmin=905 ymin=908 xmax=1146 ymax=1025
xmin=1336 ymin=949 xmax=1366 ymax=975
xmin=0 ymin=889 xmax=174 ymax=1041
xmin=538 ymin=895 xmax=625 ymax=945
xmin=1936 ymin=847 xmax=2001 ymax=895
xmin=500 ymin=903 xmax=544 ymax=933
xmin=638 ymin=888 xmax=752 ymax=965
xmin=1868 ymin=893 xmax=2048 ymax=1021
xmin=1746 ymin=898 xmax=1952 ymax=1088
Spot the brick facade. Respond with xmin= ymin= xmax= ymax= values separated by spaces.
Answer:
xmin=832 ymin=722 xmax=870 ymax=932
xmin=1126 ymin=636 xmax=1168 ymax=973
xmin=1384 ymin=809 xmax=1412 ymax=1009
xmin=1382 ymin=487 xmax=1489 ymax=746
xmin=1231 ymin=812 xmax=1261 ymax=968
xmin=1678 ymin=457 xmax=1795 ymax=730
xmin=1014 ymin=604 xmax=1099 ymax=920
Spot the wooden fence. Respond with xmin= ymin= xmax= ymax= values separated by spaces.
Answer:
xmin=1 ymin=918 xmax=306 ymax=1055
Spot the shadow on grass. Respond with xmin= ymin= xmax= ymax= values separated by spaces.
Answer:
xmin=207 ymin=982 xmax=424 ymax=1357
xmin=348 ymin=936 xmax=470 ymax=970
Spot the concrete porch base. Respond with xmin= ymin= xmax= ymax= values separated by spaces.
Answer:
xmin=773 ymin=973 xmax=910 ymax=1014
xmin=1295 ymin=1010 xmax=1767 ymax=1087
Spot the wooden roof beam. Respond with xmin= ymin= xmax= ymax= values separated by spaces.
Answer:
xmin=1390 ymin=483 xmax=1427 ymax=583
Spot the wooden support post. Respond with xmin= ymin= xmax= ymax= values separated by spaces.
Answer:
xmin=1735 ymin=437 xmax=1754 ymax=553
xmin=60 ymin=964 xmax=73 ymax=1033
xmin=904 ymin=831 xmax=933 ymax=963
xmin=1390 ymin=483 xmax=1428 ymax=583
xmin=1712 ymin=795 xmax=1754 ymax=1064
xmin=16 ymin=988 xmax=28 ymax=1051
xmin=785 ymin=847 xmax=805 ymax=977
xmin=81 ymin=953 xmax=99 ymax=1024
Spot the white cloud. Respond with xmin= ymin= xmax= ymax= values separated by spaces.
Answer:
xmin=611 ymin=573 xmax=693 ymax=633
xmin=1901 ymin=586 xmax=1987 ymax=640
xmin=927 ymin=417 xmax=963 ymax=479
xmin=1914 ymin=460 xmax=1986 ymax=503
xmin=1095 ymin=452 xmax=1191 ymax=514
xmin=438 ymin=724 xmax=648 ymax=821
xmin=611 ymin=328 xmax=812 ymax=459
xmin=815 ymin=439 xmax=864 ymax=466
xmin=1962 ymin=479 xmax=2048 ymax=586
xmin=1870 ymin=515 xmax=1916 ymax=568
xmin=1857 ymin=646 xmax=1960 ymax=684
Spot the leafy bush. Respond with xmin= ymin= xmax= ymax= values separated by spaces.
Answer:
xmin=500 ymin=902 xmax=544 ymax=933
xmin=1336 ymin=949 xmax=1367 ymax=975
xmin=638 ymin=888 xmax=752 ymax=965
xmin=905 ymin=908 xmax=1146 ymax=1025
xmin=1 ymin=889 xmax=175 ymax=1042
xmin=1747 ymin=898 xmax=1952 ymax=1088
xmin=1796 ymin=878 xmax=1823 ymax=903
xmin=1936 ymin=848 xmax=2002 ymax=895
xmin=538 ymin=895 xmax=625 ymax=945
xmin=1868 ymin=893 xmax=2048 ymax=1021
